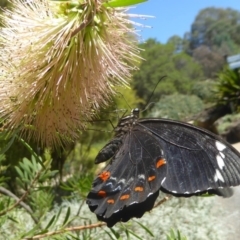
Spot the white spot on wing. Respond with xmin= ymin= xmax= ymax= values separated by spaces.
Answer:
xmin=138 ymin=174 xmax=145 ymax=180
xmin=128 ymin=177 xmax=134 ymax=183
xmin=119 ymin=178 xmax=126 ymax=184
xmin=214 ymin=169 xmax=225 ymax=182
xmin=219 ymin=152 xmax=225 ymax=158
xmin=161 ymin=177 xmax=166 ymax=185
xmin=109 ymin=177 xmax=117 ymax=181
xmin=216 ymin=154 xmax=225 ymax=170
xmin=215 ymin=141 xmax=226 ymax=152
xmin=147 ymin=192 xmax=153 ymax=197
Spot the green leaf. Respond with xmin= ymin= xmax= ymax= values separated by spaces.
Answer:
xmin=104 ymin=0 xmax=147 ymax=8
xmin=20 ymin=223 xmax=42 ymax=238
xmin=17 ymin=138 xmax=44 ymax=167
xmin=177 ymin=230 xmax=181 ymax=239
xmin=127 ymin=230 xmax=144 ymax=240
xmin=62 ymin=207 xmax=71 ymax=226
xmin=104 ymin=229 xmax=117 ymax=240
xmin=166 ymin=236 xmax=171 ymax=240
xmin=134 ymin=221 xmax=154 ymax=237
xmin=166 ymin=229 xmax=187 ymax=240
xmin=7 ymin=216 xmax=19 ymax=223
xmin=15 ymin=166 xmax=24 ymax=180
xmin=170 ymin=229 xmax=175 ymax=238
xmin=22 ymin=157 xmax=33 ymax=174
xmin=45 ymin=215 xmax=56 ymax=229
xmin=55 ymin=207 xmax=63 ymax=224
xmin=0 ymin=133 xmax=16 ymax=156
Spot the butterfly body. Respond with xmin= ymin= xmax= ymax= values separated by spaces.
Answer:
xmin=87 ymin=109 xmax=240 ymax=227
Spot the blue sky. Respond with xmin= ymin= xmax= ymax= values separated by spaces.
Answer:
xmin=129 ymin=0 xmax=240 ymax=43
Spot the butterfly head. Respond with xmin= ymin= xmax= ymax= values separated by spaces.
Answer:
xmin=131 ymin=108 xmax=140 ymax=118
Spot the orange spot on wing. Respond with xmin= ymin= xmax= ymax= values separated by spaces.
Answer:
xmin=97 ymin=190 xmax=107 ymax=198
xmin=120 ymin=194 xmax=130 ymax=200
xmin=156 ymin=158 xmax=166 ymax=168
xmin=98 ymin=171 xmax=111 ymax=182
xmin=107 ymin=199 xmax=115 ymax=204
xmin=134 ymin=186 xmax=144 ymax=192
xmin=148 ymin=175 xmax=156 ymax=182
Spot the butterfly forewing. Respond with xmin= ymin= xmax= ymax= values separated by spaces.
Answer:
xmin=87 ymin=109 xmax=240 ymax=227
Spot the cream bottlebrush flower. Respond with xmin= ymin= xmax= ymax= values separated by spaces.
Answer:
xmin=0 ymin=0 xmax=144 ymax=147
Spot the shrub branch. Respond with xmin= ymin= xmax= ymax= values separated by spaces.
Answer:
xmin=23 ymin=222 xmax=106 ymax=239
xmin=0 ymin=186 xmax=39 ymax=224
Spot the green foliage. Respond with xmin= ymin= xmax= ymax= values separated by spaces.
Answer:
xmin=132 ymin=39 xmax=204 ymax=104
xmin=214 ymin=67 xmax=240 ymax=111
xmin=148 ymin=93 xmax=204 ymax=121
xmin=166 ymin=229 xmax=187 ymax=240
xmin=189 ymin=7 xmax=240 ymax=54
xmin=0 ymin=141 xmax=61 ymax=239
xmin=192 ymin=45 xmax=225 ymax=78
xmin=192 ymin=80 xmax=216 ymax=102
xmin=215 ymin=113 xmax=240 ymax=134
xmin=60 ymin=173 xmax=93 ymax=198
xmin=0 ymin=154 xmax=8 ymax=185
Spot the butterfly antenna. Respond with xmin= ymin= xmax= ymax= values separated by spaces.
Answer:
xmin=115 ymin=91 xmax=132 ymax=111
xmin=142 ymin=76 xmax=167 ymax=113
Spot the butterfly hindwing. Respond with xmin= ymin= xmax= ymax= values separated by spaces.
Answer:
xmin=87 ymin=125 xmax=167 ymax=225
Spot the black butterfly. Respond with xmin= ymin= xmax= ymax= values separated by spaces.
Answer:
xmin=86 ymin=108 xmax=240 ymax=227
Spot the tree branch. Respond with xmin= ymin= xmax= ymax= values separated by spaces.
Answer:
xmin=23 ymin=222 xmax=106 ymax=239
xmin=0 ymin=186 xmax=39 ymax=224
xmin=0 ymin=166 xmax=42 ymax=217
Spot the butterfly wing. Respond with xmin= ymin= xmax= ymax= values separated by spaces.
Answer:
xmin=87 ymin=116 xmax=240 ymax=227
xmin=139 ymin=119 xmax=240 ymax=195
xmin=87 ymin=128 xmax=167 ymax=227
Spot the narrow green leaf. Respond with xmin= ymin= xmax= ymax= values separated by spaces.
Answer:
xmin=177 ymin=230 xmax=181 ymax=239
xmin=55 ymin=206 xmax=63 ymax=224
xmin=22 ymin=157 xmax=32 ymax=174
xmin=15 ymin=166 xmax=24 ymax=179
xmin=0 ymin=134 xmax=16 ymax=156
xmin=17 ymin=138 xmax=44 ymax=167
xmin=31 ymin=155 xmax=39 ymax=171
xmin=63 ymin=207 xmax=71 ymax=226
xmin=20 ymin=223 xmax=42 ymax=238
xmin=45 ymin=215 xmax=56 ymax=229
xmin=7 ymin=216 xmax=19 ymax=223
xmin=170 ymin=229 xmax=175 ymax=238
xmin=124 ymin=229 xmax=130 ymax=238
xmin=135 ymin=221 xmax=154 ymax=237
xmin=109 ymin=228 xmax=120 ymax=238
xmin=127 ymin=230 xmax=144 ymax=240
xmin=104 ymin=0 xmax=147 ymax=8
xmin=103 ymin=229 xmax=116 ymax=240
